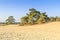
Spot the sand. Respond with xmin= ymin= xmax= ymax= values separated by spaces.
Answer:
xmin=0 ymin=22 xmax=60 ymax=40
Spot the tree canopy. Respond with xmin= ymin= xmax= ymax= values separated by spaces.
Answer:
xmin=20 ymin=8 xmax=49 ymax=25
xmin=2 ymin=8 xmax=60 ymax=25
xmin=6 ymin=16 xmax=15 ymax=24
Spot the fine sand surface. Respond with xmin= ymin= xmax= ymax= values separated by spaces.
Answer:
xmin=0 ymin=22 xmax=60 ymax=40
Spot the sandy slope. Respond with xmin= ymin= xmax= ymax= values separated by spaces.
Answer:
xmin=0 ymin=22 xmax=60 ymax=40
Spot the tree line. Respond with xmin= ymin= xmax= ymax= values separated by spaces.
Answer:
xmin=1 ymin=8 xmax=60 ymax=25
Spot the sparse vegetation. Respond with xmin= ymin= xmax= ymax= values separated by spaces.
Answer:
xmin=0 ymin=8 xmax=60 ymax=26
xmin=20 ymin=8 xmax=60 ymax=25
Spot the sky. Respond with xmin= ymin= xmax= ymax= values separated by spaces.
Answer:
xmin=0 ymin=0 xmax=60 ymax=22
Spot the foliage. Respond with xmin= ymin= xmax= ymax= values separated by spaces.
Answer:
xmin=21 ymin=16 xmax=28 ymax=25
xmin=55 ymin=16 xmax=60 ymax=21
xmin=37 ymin=12 xmax=49 ymax=23
xmin=0 ymin=8 xmax=60 ymax=25
xmin=49 ymin=16 xmax=55 ymax=22
xmin=27 ymin=8 xmax=40 ymax=24
xmin=20 ymin=8 xmax=49 ymax=25
xmin=6 ymin=16 xmax=15 ymax=24
xmin=20 ymin=8 xmax=41 ymax=25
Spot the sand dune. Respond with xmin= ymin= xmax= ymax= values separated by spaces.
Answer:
xmin=0 ymin=22 xmax=60 ymax=40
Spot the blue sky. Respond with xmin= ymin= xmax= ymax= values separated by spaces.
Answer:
xmin=0 ymin=0 xmax=60 ymax=22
